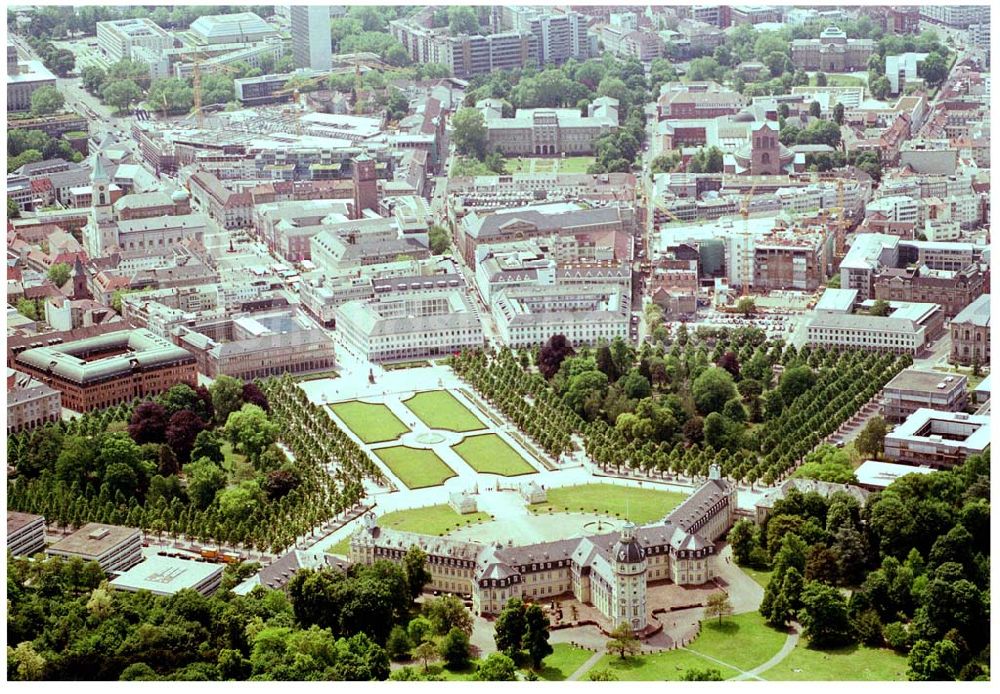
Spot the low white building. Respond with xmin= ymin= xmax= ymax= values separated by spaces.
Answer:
xmin=492 ymin=283 xmax=630 ymax=349
xmin=884 ymin=409 xmax=991 ymax=468
xmin=110 ymin=555 xmax=224 ymax=596
xmin=335 ymin=288 xmax=484 ymax=362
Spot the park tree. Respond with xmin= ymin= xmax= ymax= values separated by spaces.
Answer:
xmin=165 ymin=410 xmax=208 ymax=464
xmin=728 ymin=519 xmax=760 ymax=565
xmin=8 ymin=198 xmax=21 ymax=219
xmin=856 ymin=416 xmax=887 ymax=460
xmin=538 ymin=334 xmax=575 ymax=380
xmin=190 ymin=429 xmax=224 ymax=465
xmin=386 ymin=625 xmax=412 ymax=660
xmin=797 ymin=581 xmax=853 ymax=648
xmin=692 ymin=366 xmax=737 ymax=415
xmin=183 ymin=457 xmax=227 ymax=510
xmin=523 ymin=603 xmax=553 ymax=669
xmin=439 ymin=627 xmax=471 ymax=670
xmin=128 ymin=401 xmax=169 ymax=445
xmin=494 ymin=598 xmax=527 ymax=660
xmin=451 ymin=108 xmax=488 ymax=159
xmin=704 ymin=592 xmax=734 ymax=625
xmin=423 ymin=595 xmax=473 ymax=636
xmin=736 ymin=296 xmax=756 ymax=318
xmin=81 ymin=65 xmax=107 ymax=94
xmin=210 ymin=375 xmax=246 ymax=426
xmin=907 ymin=638 xmax=961 ymax=681
xmin=30 ymin=85 xmax=64 ymax=116
xmin=809 ymin=100 xmax=822 ymax=118
xmin=606 ymin=623 xmax=641 ymax=659
xmin=412 ymin=640 xmax=439 ymax=672
xmin=918 ymin=51 xmax=948 ymax=87
xmin=475 ymin=652 xmax=517 ymax=681
xmin=447 ymin=6 xmax=479 ymax=34
xmin=241 ymin=382 xmax=270 ymax=412
xmin=778 ymin=365 xmax=815 ymax=405
xmin=262 ymin=469 xmax=301 ymax=501
xmin=402 ymin=546 xmax=432 ymax=601
xmin=101 ymin=79 xmax=141 ymax=114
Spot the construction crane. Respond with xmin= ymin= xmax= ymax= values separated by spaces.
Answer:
xmin=738 ymin=183 xmax=757 ymax=297
xmin=833 ymin=177 xmax=847 ymax=258
xmin=188 ymin=57 xmax=244 ymax=128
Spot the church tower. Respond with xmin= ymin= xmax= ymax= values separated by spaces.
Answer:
xmin=83 ymin=153 xmax=116 ymax=258
xmin=91 ymin=153 xmax=112 ymax=223
xmin=611 ymin=522 xmax=648 ymax=633
xmin=351 ymin=154 xmax=378 ymax=218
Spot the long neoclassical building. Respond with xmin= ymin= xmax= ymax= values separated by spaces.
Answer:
xmin=351 ymin=470 xmax=735 ymax=633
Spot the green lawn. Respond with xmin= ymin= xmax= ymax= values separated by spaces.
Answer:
xmin=451 ymin=434 xmax=537 ymax=476
xmin=329 ymin=401 xmax=409 ymax=443
xmin=529 ymin=484 xmax=688 ymax=525
xmin=810 ymin=74 xmax=866 ymax=87
xmin=557 ymin=156 xmax=595 ymax=173
xmin=536 ymin=643 xmax=595 ymax=681
xmin=505 ymin=157 xmax=593 ymax=174
xmin=740 ymin=566 xmax=775 ymax=589
xmin=375 ymin=504 xmax=491 ymax=536
xmin=686 ymin=613 xmax=788 ymax=672
xmin=403 ymin=391 xmax=485 ymax=432
xmin=591 ymin=649 xmax=740 ymax=681
xmin=374 ymin=446 xmax=457 ymax=489
xmin=761 ymin=643 xmax=908 ymax=681
xmin=327 ymin=536 xmax=350 ymax=556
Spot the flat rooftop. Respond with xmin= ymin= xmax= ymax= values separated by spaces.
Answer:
xmin=47 ymin=523 xmax=139 ymax=558
xmin=884 ymin=369 xmax=965 ymax=394
xmin=7 ymin=510 xmax=45 ymax=535
xmin=890 ymin=408 xmax=991 ymax=450
xmin=855 ymin=460 xmax=935 ymax=489
xmin=110 ymin=555 xmax=223 ymax=595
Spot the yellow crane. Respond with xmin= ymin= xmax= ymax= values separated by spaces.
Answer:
xmin=188 ymin=57 xmax=243 ymax=128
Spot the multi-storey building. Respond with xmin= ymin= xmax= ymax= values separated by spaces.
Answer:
xmin=881 ymin=369 xmax=968 ymax=423
xmin=950 ymin=294 xmax=990 ymax=366
xmin=920 ymin=6 xmax=984 ymax=29
xmin=476 ymin=97 xmax=619 ymax=156
xmin=290 ymin=5 xmax=332 ymax=71
xmin=884 ymin=409 xmax=990 ymax=468
xmin=791 ymin=26 xmax=874 ymax=72
xmin=6 ymin=45 xmax=56 ymax=112
xmin=873 ymin=264 xmax=985 ymax=318
xmin=730 ymin=5 xmax=785 ymax=25
xmin=96 ymin=18 xmax=173 ymax=63
xmin=351 ymin=471 xmax=736 ymax=632
xmin=389 ymin=19 xmax=538 ymax=79
xmin=334 ymin=288 xmax=484 ymax=362
xmin=14 ymin=329 xmax=197 ymax=412
xmin=6 ymin=368 xmax=62 ymax=434
xmin=172 ymin=309 xmax=337 ymax=381
xmin=501 ymin=7 xmax=592 ymax=65
xmin=187 ymin=171 xmax=253 ymax=230
xmin=7 ymin=511 xmax=46 ymax=557
xmin=491 ymin=283 xmax=631 ymax=348
xmin=46 ymin=523 xmax=144 ymax=574
xmin=657 ymin=82 xmax=746 ymax=120
xmin=839 ymin=234 xmax=901 ymax=300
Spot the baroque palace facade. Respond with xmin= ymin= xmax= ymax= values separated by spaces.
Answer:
xmin=350 ymin=469 xmax=736 ymax=632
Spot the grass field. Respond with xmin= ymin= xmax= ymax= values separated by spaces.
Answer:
xmin=740 ymin=566 xmax=775 ymax=589
xmin=761 ymin=643 xmax=908 ymax=681
xmin=376 ymin=504 xmax=491 ymax=536
xmin=536 ymin=644 xmax=595 ymax=681
xmin=686 ymin=613 xmax=788 ymax=672
xmin=529 ymin=484 xmax=687 ymax=525
xmin=375 ymin=446 xmax=457 ymax=489
xmin=329 ymin=401 xmax=409 ymax=443
xmin=591 ymin=648 xmax=740 ymax=681
xmin=506 ymin=156 xmax=594 ymax=174
xmin=451 ymin=434 xmax=537 ymax=476
xmin=327 ymin=536 xmax=350 ymax=556
xmin=810 ymin=74 xmax=866 ymax=87
xmin=403 ymin=391 xmax=485 ymax=432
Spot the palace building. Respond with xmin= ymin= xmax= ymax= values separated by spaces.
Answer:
xmin=350 ymin=470 xmax=735 ymax=633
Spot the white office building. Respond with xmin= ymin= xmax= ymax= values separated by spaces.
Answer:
xmin=96 ymin=18 xmax=173 ymax=63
